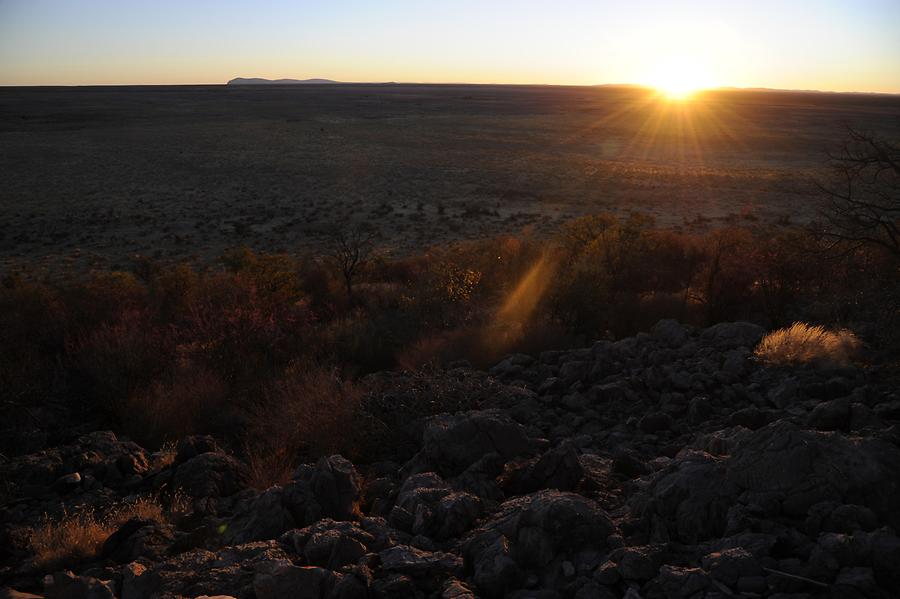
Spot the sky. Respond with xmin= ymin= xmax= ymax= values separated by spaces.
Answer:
xmin=1 ymin=0 xmax=899 ymax=92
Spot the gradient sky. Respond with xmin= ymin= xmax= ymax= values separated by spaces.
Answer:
xmin=1 ymin=0 xmax=899 ymax=92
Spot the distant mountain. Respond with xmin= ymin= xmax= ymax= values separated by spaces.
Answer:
xmin=227 ymin=77 xmax=339 ymax=85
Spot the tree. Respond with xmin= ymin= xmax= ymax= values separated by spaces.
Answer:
xmin=815 ymin=129 xmax=900 ymax=259
xmin=324 ymin=223 xmax=378 ymax=306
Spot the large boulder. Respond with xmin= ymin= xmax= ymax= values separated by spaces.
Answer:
xmin=725 ymin=421 xmax=900 ymax=525
xmin=171 ymin=452 xmax=247 ymax=500
xmin=500 ymin=444 xmax=584 ymax=495
xmin=652 ymin=319 xmax=689 ymax=348
xmin=409 ymin=410 xmax=540 ymax=476
xmin=463 ymin=491 xmax=615 ymax=597
xmin=630 ymin=450 xmax=738 ymax=543
xmin=222 ymin=455 xmax=361 ymax=544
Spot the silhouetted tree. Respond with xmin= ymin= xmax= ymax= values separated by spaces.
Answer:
xmin=324 ymin=223 xmax=378 ymax=306
xmin=815 ymin=129 xmax=900 ymax=259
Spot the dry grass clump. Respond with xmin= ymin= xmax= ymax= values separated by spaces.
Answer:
xmin=242 ymin=365 xmax=364 ymax=489
xmin=754 ymin=322 xmax=862 ymax=367
xmin=28 ymin=496 xmax=178 ymax=571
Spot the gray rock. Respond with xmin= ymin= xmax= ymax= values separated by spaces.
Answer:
xmin=222 ymin=487 xmax=295 ymax=544
xmin=616 ymin=546 xmax=663 ymax=581
xmin=307 ymin=454 xmax=361 ymax=521
xmin=655 ymin=565 xmax=710 ymax=597
xmin=702 ymin=547 xmax=762 ymax=586
xmin=807 ymin=397 xmax=851 ymax=431
xmin=652 ymin=319 xmax=688 ymax=347
xmin=44 ymin=571 xmax=115 ymax=599
xmin=411 ymin=410 xmax=538 ymax=476
xmin=726 ymin=421 xmax=900 ymax=524
xmin=253 ymin=560 xmax=330 ymax=599
xmin=500 ymin=444 xmax=583 ymax=494
xmin=172 ymin=452 xmax=246 ymax=499
xmin=701 ymin=321 xmax=766 ymax=349
xmin=639 ymin=412 xmax=672 ymax=433
xmin=379 ymin=545 xmax=463 ymax=577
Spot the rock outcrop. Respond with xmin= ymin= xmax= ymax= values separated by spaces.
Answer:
xmin=2 ymin=321 xmax=899 ymax=598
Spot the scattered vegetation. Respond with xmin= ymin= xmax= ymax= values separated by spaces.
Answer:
xmin=2 ymin=207 xmax=897 ymax=465
xmin=754 ymin=322 xmax=862 ymax=367
xmin=28 ymin=496 xmax=177 ymax=572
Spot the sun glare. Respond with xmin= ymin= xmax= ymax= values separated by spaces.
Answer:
xmin=647 ymin=58 xmax=715 ymax=100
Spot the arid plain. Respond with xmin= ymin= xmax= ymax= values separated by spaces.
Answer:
xmin=2 ymin=84 xmax=899 ymax=273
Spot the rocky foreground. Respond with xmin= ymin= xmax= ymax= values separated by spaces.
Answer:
xmin=2 ymin=321 xmax=900 ymax=598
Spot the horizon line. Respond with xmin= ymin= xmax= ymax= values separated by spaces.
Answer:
xmin=1 ymin=80 xmax=899 ymax=96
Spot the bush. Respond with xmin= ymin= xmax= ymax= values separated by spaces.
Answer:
xmin=28 ymin=496 xmax=177 ymax=572
xmin=241 ymin=365 xmax=363 ymax=487
xmin=122 ymin=366 xmax=230 ymax=448
xmin=754 ymin=322 xmax=862 ymax=367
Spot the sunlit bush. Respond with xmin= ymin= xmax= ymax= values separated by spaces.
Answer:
xmin=754 ymin=322 xmax=862 ymax=366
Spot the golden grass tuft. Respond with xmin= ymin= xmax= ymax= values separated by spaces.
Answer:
xmin=29 ymin=509 xmax=110 ymax=571
xmin=28 ymin=496 xmax=180 ymax=572
xmin=754 ymin=322 xmax=862 ymax=367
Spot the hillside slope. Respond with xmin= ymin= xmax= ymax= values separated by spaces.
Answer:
xmin=2 ymin=320 xmax=899 ymax=597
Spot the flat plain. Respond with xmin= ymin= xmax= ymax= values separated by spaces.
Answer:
xmin=2 ymin=83 xmax=899 ymax=273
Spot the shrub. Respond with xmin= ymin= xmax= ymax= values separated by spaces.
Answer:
xmin=241 ymin=365 xmax=364 ymax=485
xmin=68 ymin=309 xmax=173 ymax=408
xmin=754 ymin=322 xmax=862 ymax=367
xmin=122 ymin=366 xmax=229 ymax=448
xmin=28 ymin=496 xmax=176 ymax=572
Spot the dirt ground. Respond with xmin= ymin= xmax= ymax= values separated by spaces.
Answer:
xmin=2 ymin=83 xmax=899 ymax=274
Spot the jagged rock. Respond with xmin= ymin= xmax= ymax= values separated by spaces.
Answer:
xmin=652 ymin=319 xmax=688 ymax=347
xmin=726 ymin=421 xmax=900 ymax=524
xmin=611 ymin=449 xmax=650 ymax=479
xmin=463 ymin=491 xmax=614 ymax=596
xmin=701 ymin=322 xmax=766 ymax=349
xmin=174 ymin=435 xmax=221 ymax=465
xmin=379 ymin=545 xmax=463 ymax=578
xmin=632 ymin=450 xmax=737 ymax=543
xmin=835 ymin=566 xmax=879 ymax=596
xmin=253 ymin=560 xmax=331 ymax=599
xmin=638 ymin=412 xmax=672 ymax=433
xmin=222 ymin=487 xmax=295 ymax=544
xmin=653 ymin=565 xmax=710 ymax=597
xmin=224 ymin=456 xmax=361 ymax=544
xmin=409 ymin=410 xmax=539 ymax=476
xmin=467 ymin=534 xmax=521 ymax=597
xmin=43 ymin=571 xmax=116 ymax=599
xmin=500 ymin=444 xmax=583 ymax=494
xmin=100 ymin=518 xmax=176 ymax=563
xmin=331 ymin=565 xmax=373 ymax=599
xmin=730 ymin=406 xmax=769 ymax=430
xmin=1 ymin=430 xmax=149 ymax=494
xmin=305 ymin=455 xmax=362 ymax=521
xmin=51 ymin=472 xmax=82 ymax=493
xmin=371 ymin=573 xmax=416 ymax=598
xmin=441 ymin=578 xmax=476 ymax=598
xmin=120 ymin=541 xmax=288 ymax=599
xmin=281 ymin=519 xmax=377 ymax=569
xmin=615 ymin=546 xmax=664 ymax=581
xmin=171 ymin=452 xmax=246 ymax=499
xmin=702 ymin=547 xmax=762 ymax=586
xmin=807 ymin=397 xmax=851 ymax=431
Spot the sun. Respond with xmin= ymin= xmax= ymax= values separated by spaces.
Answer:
xmin=646 ymin=58 xmax=715 ymax=100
